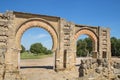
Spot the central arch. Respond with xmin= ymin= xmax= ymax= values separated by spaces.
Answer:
xmin=15 ymin=18 xmax=58 ymax=70
xmin=74 ymin=28 xmax=98 ymax=58
xmin=15 ymin=18 xmax=58 ymax=51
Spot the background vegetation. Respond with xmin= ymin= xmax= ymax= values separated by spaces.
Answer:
xmin=21 ymin=43 xmax=52 ymax=59
xmin=21 ymin=37 xmax=120 ymax=59
xmin=111 ymin=37 xmax=120 ymax=56
xmin=77 ymin=38 xmax=92 ymax=57
xmin=77 ymin=37 xmax=120 ymax=57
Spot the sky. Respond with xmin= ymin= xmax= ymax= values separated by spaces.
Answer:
xmin=21 ymin=28 xmax=52 ymax=50
xmin=0 ymin=0 xmax=120 ymax=50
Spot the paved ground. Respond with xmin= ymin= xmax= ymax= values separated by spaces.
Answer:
xmin=20 ymin=57 xmax=82 ymax=80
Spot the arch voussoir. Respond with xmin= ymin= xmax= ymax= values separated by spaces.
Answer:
xmin=15 ymin=19 xmax=58 ymax=51
xmin=74 ymin=29 xmax=98 ymax=58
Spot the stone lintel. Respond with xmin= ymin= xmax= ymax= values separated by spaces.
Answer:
xmin=13 ymin=11 xmax=60 ymax=22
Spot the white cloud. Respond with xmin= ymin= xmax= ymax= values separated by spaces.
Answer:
xmin=34 ymin=34 xmax=48 ymax=39
xmin=45 ymin=39 xmax=52 ymax=43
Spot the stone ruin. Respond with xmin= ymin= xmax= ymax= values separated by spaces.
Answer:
xmin=78 ymin=59 xmax=120 ymax=80
xmin=0 ymin=10 xmax=119 ymax=80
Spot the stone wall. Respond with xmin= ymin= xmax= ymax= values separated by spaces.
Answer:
xmin=0 ymin=12 xmax=9 ymax=80
xmin=0 ymin=11 xmax=112 ymax=80
xmin=78 ymin=58 xmax=120 ymax=80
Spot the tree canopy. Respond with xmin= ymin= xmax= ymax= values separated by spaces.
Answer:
xmin=30 ymin=43 xmax=52 ymax=55
xmin=111 ymin=37 xmax=120 ymax=56
xmin=77 ymin=37 xmax=120 ymax=57
xmin=77 ymin=37 xmax=92 ymax=57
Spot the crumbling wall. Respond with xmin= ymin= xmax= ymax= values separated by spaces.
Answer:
xmin=112 ymin=60 xmax=120 ymax=80
xmin=78 ymin=58 xmax=116 ymax=80
xmin=0 ymin=11 xmax=24 ymax=80
xmin=0 ymin=12 xmax=9 ymax=80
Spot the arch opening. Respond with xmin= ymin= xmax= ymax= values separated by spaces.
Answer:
xmin=21 ymin=27 xmax=53 ymax=54
xmin=15 ymin=19 xmax=58 ymax=71
xmin=74 ymin=29 xmax=98 ymax=59
xmin=76 ymin=35 xmax=93 ymax=57
xmin=19 ymin=27 xmax=54 ymax=79
xmin=15 ymin=19 xmax=58 ymax=51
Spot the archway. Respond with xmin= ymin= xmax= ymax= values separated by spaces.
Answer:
xmin=19 ymin=27 xmax=54 ymax=79
xmin=15 ymin=18 xmax=58 ymax=69
xmin=74 ymin=28 xmax=98 ymax=58
xmin=20 ymin=27 xmax=53 ymax=58
xmin=76 ymin=35 xmax=93 ymax=57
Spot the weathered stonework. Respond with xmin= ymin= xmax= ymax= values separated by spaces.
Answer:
xmin=0 ymin=11 xmax=112 ymax=80
xmin=78 ymin=58 xmax=116 ymax=80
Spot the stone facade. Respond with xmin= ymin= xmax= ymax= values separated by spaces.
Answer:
xmin=0 ymin=11 xmax=111 ymax=80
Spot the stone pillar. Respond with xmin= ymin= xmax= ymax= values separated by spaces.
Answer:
xmin=18 ymin=51 xmax=20 ymax=70
xmin=55 ymin=19 xmax=65 ymax=71
xmin=66 ymin=22 xmax=76 ymax=70
xmin=4 ymin=11 xmax=21 ymax=80
xmin=98 ymin=27 xmax=111 ymax=59
xmin=92 ymin=40 xmax=98 ymax=58
xmin=106 ymin=28 xmax=111 ymax=59
xmin=4 ymin=39 xmax=20 ymax=80
xmin=98 ymin=27 xmax=102 ymax=59
xmin=53 ymin=49 xmax=57 ymax=70
xmin=56 ymin=19 xmax=76 ymax=71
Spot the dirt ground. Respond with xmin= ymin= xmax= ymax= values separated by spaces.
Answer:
xmin=20 ymin=57 xmax=85 ymax=80
xmin=20 ymin=57 xmax=120 ymax=80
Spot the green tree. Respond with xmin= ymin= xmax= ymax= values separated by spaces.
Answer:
xmin=77 ymin=37 xmax=120 ymax=57
xmin=21 ymin=45 xmax=25 ymax=53
xmin=77 ymin=37 xmax=92 ymax=57
xmin=30 ymin=43 xmax=44 ymax=55
xmin=77 ymin=39 xmax=88 ymax=57
xmin=111 ymin=37 xmax=117 ymax=56
xmin=45 ymin=50 xmax=53 ymax=54
xmin=30 ymin=43 xmax=52 ymax=55
xmin=116 ymin=39 xmax=120 ymax=56
xmin=111 ymin=37 xmax=120 ymax=57
xmin=85 ymin=38 xmax=92 ymax=54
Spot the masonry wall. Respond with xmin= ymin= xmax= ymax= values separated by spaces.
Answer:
xmin=0 ymin=11 xmax=112 ymax=80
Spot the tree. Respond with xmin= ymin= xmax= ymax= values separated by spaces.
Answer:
xmin=111 ymin=37 xmax=118 ymax=56
xmin=21 ymin=45 xmax=25 ymax=53
xmin=30 ymin=43 xmax=53 ymax=55
xmin=77 ymin=37 xmax=92 ymax=57
xmin=85 ymin=38 xmax=92 ymax=54
xmin=77 ymin=39 xmax=88 ymax=57
xmin=77 ymin=36 xmax=120 ymax=57
xmin=45 ymin=50 xmax=53 ymax=54
xmin=116 ymin=39 xmax=120 ymax=56
xmin=111 ymin=37 xmax=120 ymax=57
xmin=30 ymin=43 xmax=44 ymax=55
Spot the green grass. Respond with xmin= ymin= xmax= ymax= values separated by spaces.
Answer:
xmin=20 ymin=52 xmax=53 ymax=59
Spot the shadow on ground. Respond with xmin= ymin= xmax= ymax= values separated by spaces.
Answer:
xmin=20 ymin=66 xmax=53 ymax=69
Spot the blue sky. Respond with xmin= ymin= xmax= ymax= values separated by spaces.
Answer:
xmin=0 ymin=0 xmax=120 ymax=49
xmin=21 ymin=28 xmax=52 ymax=50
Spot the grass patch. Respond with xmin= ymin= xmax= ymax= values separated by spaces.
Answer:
xmin=20 ymin=52 xmax=53 ymax=59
